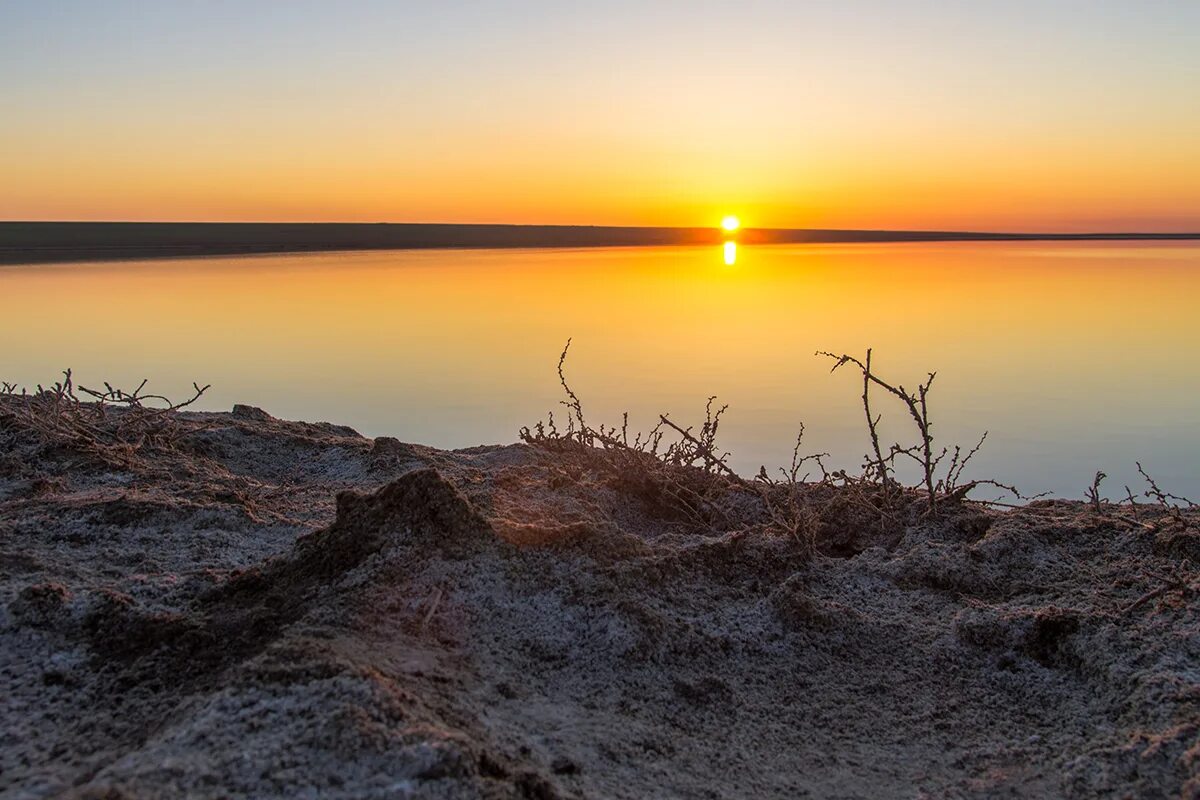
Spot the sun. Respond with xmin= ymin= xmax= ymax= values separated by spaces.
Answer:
xmin=721 ymin=215 xmax=740 ymax=232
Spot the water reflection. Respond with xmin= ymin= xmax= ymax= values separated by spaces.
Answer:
xmin=723 ymin=240 xmax=737 ymax=265
xmin=1 ymin=243 xmax=1198 ymax=497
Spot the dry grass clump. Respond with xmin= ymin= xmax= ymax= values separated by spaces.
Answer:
xmin=0 ymin=370 xmax=210 ymax=469
xmin=519 ymin=342 xmax=1021 ymax=556
xmin=1081 ymin=466 xmax=1200 ymax=609
xmin=520 ymin=340 xmax=746 ymax=530
xmin=752 ymin=426 xmax=826 ymax=554
xmin=1084 ymin=464 xmax=1198 ymax=533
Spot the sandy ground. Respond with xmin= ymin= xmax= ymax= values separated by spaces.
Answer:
xmin=1 ymin=403 xmax=1198 ymax=799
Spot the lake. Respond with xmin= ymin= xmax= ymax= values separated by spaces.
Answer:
xmin=2 ymin=241 xmax=1197 ymax=500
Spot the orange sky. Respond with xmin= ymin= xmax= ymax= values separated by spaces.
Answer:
xmin=2 ymin=2 xmax=1198 ymax=231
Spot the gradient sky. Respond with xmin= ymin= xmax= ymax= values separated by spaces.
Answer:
xmin=2 ymin=1 xmax=1198 ymax=230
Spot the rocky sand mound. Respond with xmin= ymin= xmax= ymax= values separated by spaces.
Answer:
xmin=2 ymin=404 xmax=1198 ymax=798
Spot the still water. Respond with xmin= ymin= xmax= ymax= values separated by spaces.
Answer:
xmin=2 ymin=242 xmax=1197 ymax=499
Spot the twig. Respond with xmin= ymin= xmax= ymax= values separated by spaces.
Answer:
xmin=421 ymin=586 xmax=444 ymax=629
xmin=1086 ymin=471 xmax=1106 ymax=515
xmin=1122 ymin=579 xmax=1195 ymax=615
xmin=657 ymin=414 xmax=739 ymax=478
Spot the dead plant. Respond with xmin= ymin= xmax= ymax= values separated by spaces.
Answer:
xmin=1135 ymin=462 xmax=1197 ymax=529
xmin=519 ymin=340 xmax=745 ymax=529
xmin=520 ymin=341 xmax=1045 ymax=541
xmin=817 ymin=349 xmax=1032 ymax=514
xmin=0 ymin=370 xmax=211 ymax=468
xmin=1087 ymin=471 xmax=1107 ymax=515
xmin=753 ymin=425 xmax=827 ymax=556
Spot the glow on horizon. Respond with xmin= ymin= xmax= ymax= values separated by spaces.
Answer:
xmin=2 ymin=2 xmax=1199 ymax=231
xmin=721 ymin=216 xmax=740 ymax=232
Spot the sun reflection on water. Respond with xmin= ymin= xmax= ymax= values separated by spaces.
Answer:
xmin=723 ymin=240 xmax=737 ymax=265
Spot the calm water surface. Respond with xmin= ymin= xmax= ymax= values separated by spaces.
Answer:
xmin=2 ymin=242 xmax=1197 ymax=498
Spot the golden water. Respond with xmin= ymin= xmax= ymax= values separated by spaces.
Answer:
xmin=2 ymin=242 xmax=1197 ymax=497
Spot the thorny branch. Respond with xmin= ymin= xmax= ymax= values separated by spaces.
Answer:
xmin=0 ymin=370 xmax=211 ymax=468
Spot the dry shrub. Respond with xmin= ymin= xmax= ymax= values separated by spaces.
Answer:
xmin=519 ymin=342 xmax=1050 ymax=557
xmin=1134 ymin=462 xmax=1197 ymax=522
xmin=753 ymin=426 xmax=825 ymax=554
xmin=0 ymin=369 xmax=210 ymax=468
xmin=816 ymin=349 xmax=1038 ymax=514
xmin=519 ymin=340 xmax=746 ymax=530
xmin=1085 ymin=464 xmax=1198 ymax=537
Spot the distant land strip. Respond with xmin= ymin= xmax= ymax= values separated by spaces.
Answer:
xmin=2 ymin=222 xmax=1198 ymax=265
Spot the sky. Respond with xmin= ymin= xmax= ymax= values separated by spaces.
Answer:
xmin=2 ymin=0 xmax=1198 ymax=231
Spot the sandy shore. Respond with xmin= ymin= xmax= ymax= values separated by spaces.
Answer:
xmin=1 ymin=400 xmax=1198 ymax=798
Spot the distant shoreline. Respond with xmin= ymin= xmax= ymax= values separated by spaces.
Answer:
xmin=1 ymin=221 xmax=1198 ymax=265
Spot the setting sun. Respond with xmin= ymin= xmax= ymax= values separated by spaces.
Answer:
xmin=721 ymin=216 xmax=740 ymax=232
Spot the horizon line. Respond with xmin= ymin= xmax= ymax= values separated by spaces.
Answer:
xmin=2 ymin=221 xmax=1198 ymax=266
xmin=4 ymin=220 xmax=1200 ymax=237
